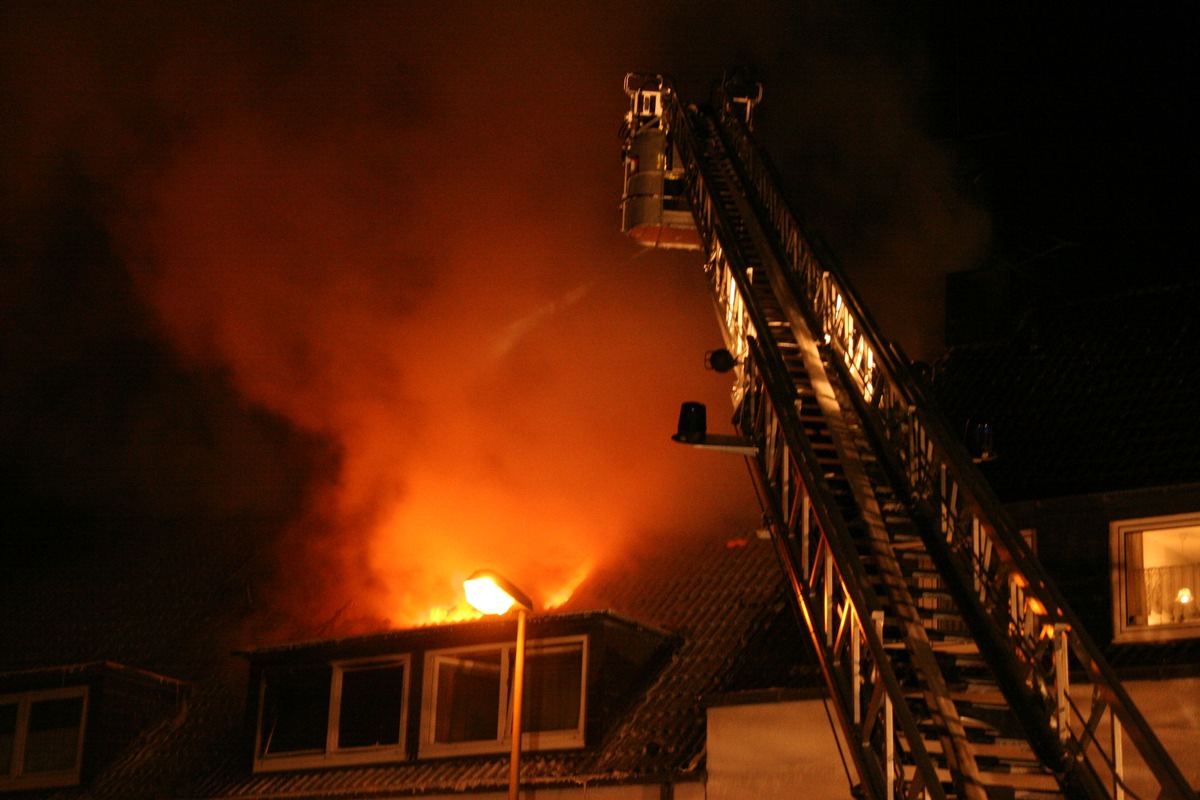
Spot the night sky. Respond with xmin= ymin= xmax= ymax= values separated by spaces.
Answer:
xmin=1 ymin=2 xmax=1195 ymax=641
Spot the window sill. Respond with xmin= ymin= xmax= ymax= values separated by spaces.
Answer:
xmin=253 ymin=745 xmax=408 ymax=773
xmin=1112 ymin=620 xmax=1200 ymax=645
xmin=418 ymin=729 xmax=585 ymax=760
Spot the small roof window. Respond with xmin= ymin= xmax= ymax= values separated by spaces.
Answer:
xmin=256 ymin=656 xmax=411 ymax=771
xmin=420 ymin=636 xmax=586 ymax=758
xmin=0 ymin=661 xmax=185 ymax=793
xmin=0 ymin=686 xmax=88 ymax=791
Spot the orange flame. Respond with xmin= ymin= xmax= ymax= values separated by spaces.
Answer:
xmin=544 ymin=563 xmax=593 ymax=610
xmin=422 ymin=603 xmax=483 ymax=626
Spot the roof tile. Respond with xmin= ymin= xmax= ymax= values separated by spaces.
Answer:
xmin=932 ymin=281 xmax=1200 ymax=501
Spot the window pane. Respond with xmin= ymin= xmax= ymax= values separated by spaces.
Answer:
xmin=23 ymin=696 xmax=84 ymax=773
xmin=520 ymin=644 xmax=583 ymax=733
xmin=1126 ymin=526 xmax=1200 ymax=627
xmin=0 ymin=702 xmax=16 ymax=775
xmin=434 ymin=650 xmax=501 ymax=743
xmin=337 ymin=664 xmax=405 ymax=749
xmin=260 ymin=666 xmax=331 ymax=755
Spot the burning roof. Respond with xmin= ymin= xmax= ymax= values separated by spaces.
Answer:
xmin=184 ymin=531 xmax=815 ymax=798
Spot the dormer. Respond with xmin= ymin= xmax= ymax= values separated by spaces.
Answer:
xmin=0 ymin=662 xmax=186 ymax=793
xmin=239 ymin=611 xmax=671 ymax=773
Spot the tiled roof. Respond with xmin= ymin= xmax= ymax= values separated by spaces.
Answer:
xmin=2 ymin=508 xmax=814 ymax=800
xmin=931 ymin=281 xmax=1200 ymax=502
xmin=0 ymin=523 xmax=265 ymax=800
xmin=189 ymin=533 xmax=811 ymax=799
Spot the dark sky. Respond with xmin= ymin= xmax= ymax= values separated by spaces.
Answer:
xmin=1 ymin=2 xmax=1194 ymax=640
xmin=944 ymin=7 xmax=1197 ymax=283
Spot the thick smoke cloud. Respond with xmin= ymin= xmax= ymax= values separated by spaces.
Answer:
xmin=1 ymin=1 xmax=984 ymax=640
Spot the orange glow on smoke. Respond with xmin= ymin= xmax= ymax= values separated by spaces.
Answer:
xmin=1 ymin=3 xmax=997 ymax=643
xmin=90 ymin=10 xmax=762 ymax=638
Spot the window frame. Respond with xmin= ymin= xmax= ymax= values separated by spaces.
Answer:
xmin=1111 ymin=512 xmax=1200 ymax=643
xmin=0 ymin=685 xmax=89 ymax=791
xmin=253 ymin=655 xmax=411 ymax=773
xmin=419 ymin=635 xmax=588 ymax=759
xmin=329 ymin=656 xmax=411 ymax=761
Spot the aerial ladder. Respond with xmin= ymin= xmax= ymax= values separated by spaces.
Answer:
xmin=619 ymin=73 xmax=1195 ymax=800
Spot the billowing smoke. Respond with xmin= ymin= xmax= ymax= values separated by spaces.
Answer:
xmin=1 ymin=2 xmax=984 ymax=641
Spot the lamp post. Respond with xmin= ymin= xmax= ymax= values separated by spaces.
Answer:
xmin=464 ymin=569 xmax=533 ymax=800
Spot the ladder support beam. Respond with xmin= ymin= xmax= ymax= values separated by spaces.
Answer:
xmin=620 ymin=73 xmax=1196 ymax=800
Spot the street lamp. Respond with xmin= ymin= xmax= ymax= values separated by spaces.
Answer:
xmin=464 ymin=569 xmax=533 ymax=800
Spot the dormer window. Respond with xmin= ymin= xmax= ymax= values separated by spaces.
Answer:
xmin=258 ymin=665 xmax=330 ymax=758
xmin=0 ymin=686 xmax=87 ymax=791
xmin=420 ymin=636 xmax=586 ymax=757
xmin=334 ymin=659 xmax=409 ymax=751
xmin=255 ymin=657 xmax=411 ymax=771
xmin=427 ymin=648 xmax=502 ymax=746
xmin=0 ymin=686 xmax=88 ymax=791
xmin=0 ymin=662 xmax=185 ymax=795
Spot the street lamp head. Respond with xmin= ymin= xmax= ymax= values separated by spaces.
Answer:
xmin=464 ymin=569 xmax=532 ymax=800
xmin=464 ymin=569 xmax=533 ymax=616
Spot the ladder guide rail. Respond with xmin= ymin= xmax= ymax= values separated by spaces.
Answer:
xmin=662 ymin=88 xmax=955 ymax=800
xmin=673 ymin=101 xmax=947 ymax=800
xmin=706 ymin=82 xmax=1193 ymax=800
xmin=743 ymin=336 xmax=925 ymax=800
xmin=620 ymin=73 xmax=1196 ymax=800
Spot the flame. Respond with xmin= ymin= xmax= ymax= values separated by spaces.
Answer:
xmin=422 ymin=603 xmax=483 ymax=626
xmin=416 ymin=563 xmax=590 ymax=625
xmin=544 ymin=563 xmax=593 ymax=610
xmin=367 ymin=474 xmax=604 ymax=626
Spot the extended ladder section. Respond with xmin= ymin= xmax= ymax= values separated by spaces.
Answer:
xmin=620 ymin=74 xmax=1195 ymax=800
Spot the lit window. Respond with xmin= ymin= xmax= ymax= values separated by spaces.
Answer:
xmin=254 ymin=657 xmax=410 ymax=772
xmin=0 ymin=687 xmax=87 ymax=791
xmin=421 ymin=637 xmax=587 ymax=757
xmin=1111 ymin=514 xmax=1200 ymax=642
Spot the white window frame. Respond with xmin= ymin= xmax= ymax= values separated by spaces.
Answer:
xmin=1111 ymin=512 xmax=1200 ymax=643
xmin=329 ymin=656 xmax=411 ymax=762
xmin=0 ymin=685 xmax=89 ymax=791
xmin=419 ymin=635 xmax=587 ymax=759
xmin=253 ymin=655 xmax=411 ymax=773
